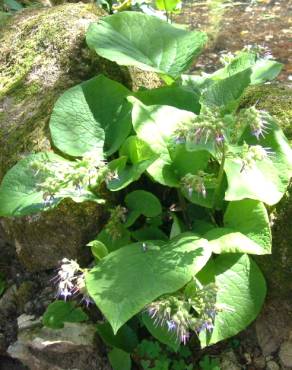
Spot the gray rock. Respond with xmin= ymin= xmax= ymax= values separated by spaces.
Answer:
xmin=253 ymin=355 xmax=266 ymax=369
xmin=8 ymin=322 xmax=110 ymax=370
xmin=256 ymin=319 xmax=280 ymax=356
xmin=220 ymin=350 xmax=241 ymax=370
xmin=0 ymin=3 xmax=160 ymax=272
xmin=266 ymin=360 xmax=280 ymax=370
xmin=279 ymin=341 xmax=292 ymax=368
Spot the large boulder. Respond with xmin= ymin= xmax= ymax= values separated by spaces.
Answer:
xmin=0 ymin=3 xmax=161 ymax=272
xmin=241 ymin=84 xmax=292 ymax=298
xmin=241 ymin=84 xmax=292 ymax=355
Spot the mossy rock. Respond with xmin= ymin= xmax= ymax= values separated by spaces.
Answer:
xmin=241 ymin=84 xmax=292 ymax=298
xmin=0 ymin=3 xmax=160 ymax=272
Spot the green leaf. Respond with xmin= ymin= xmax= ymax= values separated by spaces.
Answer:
xmin=4 ymin=0 xmax=23 ymax=10
xmin=170 ymin=214 xmax=185 ymax=239
xmin=205 ymin=228 xmax=267 ymax=254
xmin=250 ymin=59 xmax=283 ymax=85
xmin=142 ymin=313 xmax=180 ymax=351
xmin=125 ymin=190 xmax=162 ymax=227
xmin=201 ymin=69 xmax=252 ymax=111
xmin=96 ymin=226 xmax=131 ymax=253
xmin=0 ymin=152 xmax=103 ymax=217
xmin=87 ymin=240 xmax=108 ymax=260
xmin=136 ymin=86 xmax=200 ymax=114
xmin=107 ymin=156 xmax=155 ymax=191
xmin=155 ymin=0 xmax=181 ymax=11
xmin=129 ymin=97 xmax=196 ymax=186
xmin=224 ymin=199 xmax=271 ymax=254
xmin=198 ymin=254 xmax=266 ymax=347
xmin=224 ymin=117 xmax=292 ymax=205
xmin=119 ymin=136 xmax=156 ymax=164
xmin=0 ymin=274 xmax=5 ymax=297
xmin=108 ymin=348 xmax=131 ymax=370
xmin=201 ymin=51 xmax=282 ymax=86
xmin=86 ymin=233 xmax=211 ymax=333
xmin=131 ymin=226 xmax=168 ymax=241
xmin=42 ymin=301 xmax=88 ymax=329
xmin=86 ymin=12 xmax=207 ymax=78
xmin=96 ymin=322 xmax=138 ymax=352
xmin=50 ymin=75 xmax=131 ymax=157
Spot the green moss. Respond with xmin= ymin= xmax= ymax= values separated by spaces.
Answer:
xmin=240 ymin=85 xmax=292 ymax=139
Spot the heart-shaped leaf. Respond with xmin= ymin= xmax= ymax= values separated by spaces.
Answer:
xmin=0 ymin=152 xmax=103 ymax=217
xmin=50 ymin=75 xmax=132 ymax=158
xmin=86 ymin=12 xmax=207 ymax=78
xmin=224 ymin=199 xmax=271 ymax=253
xmin=86 ymin=233 xmax=211 ymax=333
xmin=125 ymin=190 xmax=162 ymax=227
xmin=224 ymin=117 xmax=292 ymax=205
xmin=198 ymin=254 xmax=266 ymax=347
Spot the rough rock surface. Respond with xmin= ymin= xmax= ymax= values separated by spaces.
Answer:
xmin=241 ymin=84 xmax=292 ymax=298
xmin=0 ymin=3 xmax=160 ymax=272
xmin=8 ymin=320 xmax=110 ymax=370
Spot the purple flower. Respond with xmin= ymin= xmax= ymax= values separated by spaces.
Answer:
xmin=166 ymin=320 xmax=177 ymax=332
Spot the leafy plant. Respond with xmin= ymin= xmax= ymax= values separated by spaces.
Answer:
xmin=42 ymin=301 xmax=88 ymax=329
xmin=0 ymin=273 xmax=6 ymax=297
xmin=199 ymin=355 xmax=220 ymax=370
xmin=0 ymin=9 xmax=291 ymax=358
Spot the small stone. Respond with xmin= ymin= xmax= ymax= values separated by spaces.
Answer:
xmin=253 ymin=355 xmax=266 ymax=369
xmin=266 ymin=360 xmax=280 ymax=370
xmin=220 ymin=350 xmax=241 ymax=370
xmin=256 ymin=320 xmax=279 ymax=355
xmin=279 ymin=341 xmax=292 ymax=367
xmin=17 ymin=314 xmax=42 ymax=331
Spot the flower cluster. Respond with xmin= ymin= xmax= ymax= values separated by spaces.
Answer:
xmin=174 ymin=107 xmax=226 ymax=148
xmin=181 ymin=171 xmax=215 ymax=199
xmin=240 ymin=142 xmax=273 ymax=172
xmin=52 ymin=258 xmax=93 ymax=307
xmin=239 ymin=106 xmax=271 ymax=140
xmin=105 ymin=205 xmax=127 ymax=240
xmin=146 ymin=280 xmax=221 ymax=345
xmin=31 ymin=149 xmax=118 ymax=205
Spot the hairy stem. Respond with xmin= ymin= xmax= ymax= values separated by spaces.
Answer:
xmin=212 ymin=146 xmax=226 ymax=212
xmin=177 ymin=189 xmax=191 ymax=229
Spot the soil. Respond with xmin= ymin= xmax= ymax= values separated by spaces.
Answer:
xmin=176 ymin=0 xmax=292 ymax=83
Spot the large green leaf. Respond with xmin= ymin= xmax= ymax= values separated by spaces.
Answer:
xmin=0 ymin=152 xmax=103 ymax=217
xmin=224 ymin=199 xmax=271 ymax=253
xmin=224 ymin=117 xmax=292 ymax=205
xmin=200 ymin=69 xmax=252 ymax=111
xmin=198 ymin=254 xmax=266 ymax=347
xmin=204 ymin=228 xmax=267 ymax=254
xmin=119 ymin=136 xmax=156 ymax=164
xmin=50 ymin=75 xmax=132 ymax=157
xmin=204 ymin=199 xmax=271 ymax=254
xmin=86 ymin=12 xmax=207 ymax=78
xmin=129 ymin=97 xmax=197 ymax=186
xmin=136 ymin=86 xmax=200 ymax=114
xmin=86 ymin=233 xmax=211 ymax=333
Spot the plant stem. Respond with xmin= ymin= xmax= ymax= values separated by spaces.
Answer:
xmin=163 ymin=0 xmax=169 ymax=22
xmin=212 ymin=145 xmax=226 ymax=212
xmin=177 ymin=189 xmax=191 ymax=229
